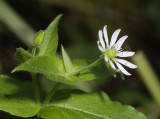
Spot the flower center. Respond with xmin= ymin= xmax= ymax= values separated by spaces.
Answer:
xmin=105 ymin=49 xmax=117 ymax=59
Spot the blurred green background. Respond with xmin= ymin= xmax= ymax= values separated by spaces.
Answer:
xmin=0 ymin=0 xmax=160 ymax=118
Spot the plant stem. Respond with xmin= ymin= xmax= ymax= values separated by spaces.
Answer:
xmin=32 ymin=46 xmax=37 ymax=56
xmin=132 ymin=51 xmax=160 ymax=108
xmin=69 ymin=55 xmax=104 ymax=76
xmin=43 ymin=83 xmax=61 ymax=105
xmin=31 ymin=73 xmax=40 ymax=105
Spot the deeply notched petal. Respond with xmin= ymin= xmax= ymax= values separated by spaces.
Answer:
xmin=109 ymin=60 xmax=119 ymax=72
xmin=114 ymin=58 xmax=137 ymax=69
xmin=115 ymin=35 xmax=128 ymax=51
xmin=103 ymin=25 xmax=109 ymax=48
xmin=115 ymin=61 xmax=131 ymax=76
xmin=110 ymin=29 xmax=121 ymax=48
xmin=116 ymin=51 xmax=135 ymax=57
xmin=97 ymin=41 xmax=105 ymax=52
xmin=98 ymin=30 xmax=105 ymax=49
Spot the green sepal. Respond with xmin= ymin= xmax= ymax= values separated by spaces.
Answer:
xmin=119 ymin=71 xmax=125 ymax=80
xmin=61 ymin=45 xmax=72 ymax=73
xmin=14 ymin=47 xmax=32 ymax=63
xmin=106 ymin=61 xmax=116 ymax=77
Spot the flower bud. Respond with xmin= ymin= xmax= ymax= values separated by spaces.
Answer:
xmin=33 ymin=30 xmax=45 ymax=46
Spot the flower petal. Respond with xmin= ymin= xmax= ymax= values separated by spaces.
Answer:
xmin=114 ymin=58 xmax=137 ymax=69
xmin=104 ymin=56 xmax=108 ymax=62
xmin=116 ymin=51 xmax=135 ymax=57
xmin=110 ymin=29 xmax=121 ymax=48
xmin=109 ymin=60 xmax=120 ymax=72
xmin=114 ymin=61 xmax=131 ymax=76
xmin=115 ymin=35 xmax=128 ymax=51
xmin=97 ymin=41 xmax=105 ymax=52
xmin=98 ymin=30 xmax=105 ymax=49
xmin=103 ymin=25 xmax=109 ymax=48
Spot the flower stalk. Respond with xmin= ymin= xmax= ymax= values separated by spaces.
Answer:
xmin=31 ymin=46 xmax=40 ymax=105
xmin=31 ymin=73 xmax=40 ymax=105
xmin=70 ymin=55 xmax=104 ymax=76
xmin=43 ymin=83 xmax=61 ymax=105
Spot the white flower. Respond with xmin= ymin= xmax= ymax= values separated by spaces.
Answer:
xmin=97 ymin=25 xmax=137 ymax=76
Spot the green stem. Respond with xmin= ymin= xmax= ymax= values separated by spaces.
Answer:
xmin=31 ymin=73 xmax=40 ymax=105
xmin=69 ymin=55 xmax=104 ymax=76
xmin=32 ymin=46 xmax=37 ymax=56
xmin=132 ymin=51 xmax=160 ymax=108
xmin=43 ymin=83 xmax=61 ymax=105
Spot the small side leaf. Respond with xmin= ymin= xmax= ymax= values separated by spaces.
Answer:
xmin=36 ymin=14 xmax=62 ymax=56
xmin=61 ymin=45 xmax=72 ymax=73
xmin=14 ymin=47 xmax=32 ymax=63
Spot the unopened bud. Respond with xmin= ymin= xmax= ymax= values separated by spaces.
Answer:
xmin=33 ymin=30 xmax=45 ymax=46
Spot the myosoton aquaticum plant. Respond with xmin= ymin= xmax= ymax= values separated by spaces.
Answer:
xmin=0 ymin=14 xmax=146 ymax=119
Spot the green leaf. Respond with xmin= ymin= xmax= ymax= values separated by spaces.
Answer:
xmin=14 ymin=47 xmax=32 ymax=63
xmin=61 ymin=45 xmax=72 ymax=73
xmin=12 ymin=56 xmax=77 ymax=84
xmin=0 ymin=75 xmax=41 ymax=117
xmin=38 ymin=89 xmax=147 ymax=119
xmin=36 ymin=14 xmax=62 ymax=56
xmin=0 ymin=93 xmax=39 ymax=117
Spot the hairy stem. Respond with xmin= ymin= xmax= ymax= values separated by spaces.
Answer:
xmin=69 ymin=55 xmax=104 ymax=76
xmin=43 ymin=83 xmax=61 ymax=105
xmin=31 ymin=73 xmax=40 ymax=105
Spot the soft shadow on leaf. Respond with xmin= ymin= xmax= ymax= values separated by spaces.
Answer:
xmin=0 ymin=75 xmax=41 ymax=117
xmin=0 ymin=75 xmax=35 ymax=99
xmin=0 ymin=75 xmax=45 ymax=101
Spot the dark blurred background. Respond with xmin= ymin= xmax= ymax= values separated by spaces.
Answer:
xmin=0 ymin=0 xmax=160 ymax=118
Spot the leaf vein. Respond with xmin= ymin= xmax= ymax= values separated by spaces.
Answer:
xmin=51 ymin=104 xmax=110 ymax=119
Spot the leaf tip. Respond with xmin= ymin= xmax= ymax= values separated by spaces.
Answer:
xmin=11 ymin=69 xmax=16 ymax=73
xmin=61 ymin=44 xmax=64 ymax=51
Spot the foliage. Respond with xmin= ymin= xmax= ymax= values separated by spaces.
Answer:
xmin=0 ymin=14 xmax=147 ymax=119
